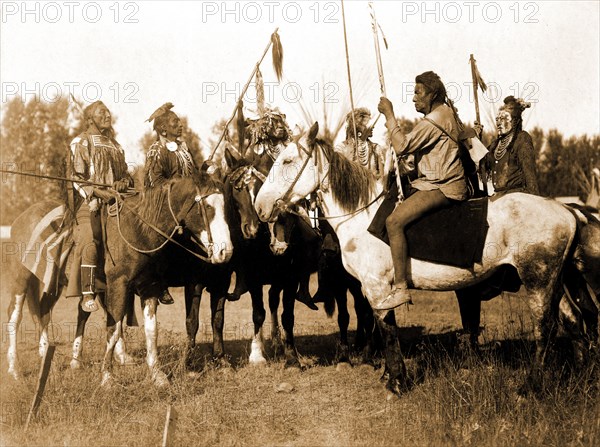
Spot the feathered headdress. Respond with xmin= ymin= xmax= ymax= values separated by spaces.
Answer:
xmin=146 ymin=102 xmax=174 ymax=123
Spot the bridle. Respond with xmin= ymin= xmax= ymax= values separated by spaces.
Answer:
xmin=113 ymin=182 xmax=221 ymax=263
xmin=273 ymin=139 xmax=384 ymax=221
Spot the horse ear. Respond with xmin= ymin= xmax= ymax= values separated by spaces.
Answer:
xmin=224 ymin=146 xmax=239 ymax=171
xmin=308 ymin=122 xmax=319 ymax=144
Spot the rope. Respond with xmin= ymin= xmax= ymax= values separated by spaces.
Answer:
xmin=110 ymin=188 xmax=213 ymax=262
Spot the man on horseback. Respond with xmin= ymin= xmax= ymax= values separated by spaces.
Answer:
xmin=336 ymin=107 xmax=386 ymax=178
xmin=376 ymin=71 xmax=469 ymax=311
xmin=141 ymin=103 xmax=199 ymax=305
xmin=67 ymin=101 xmax=134 ymax=313
xmin=241 ymin=107 xmax=320 ymax=310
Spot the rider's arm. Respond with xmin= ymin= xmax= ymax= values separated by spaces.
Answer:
xmin=144 ymin=144 xmax=168 ymax=188
xmin=385 ymin=119 xmax=440 ymax=157
xmin=515 ymin=132 xmax=540 ymax=195
xmin=71 ymin=136 xmax=94 ymax=201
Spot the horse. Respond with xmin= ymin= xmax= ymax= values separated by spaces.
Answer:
xmin=132 ymin=162 xmax=261 ymax=371
xmin=312 ymin=219 xmax=378 ymax=365
xmin=225 ymin=149 xmax=321 ymax=368
xmin=255 ymin=122 xmax=578 ymax=396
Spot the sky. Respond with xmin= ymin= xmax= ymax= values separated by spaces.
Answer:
xmin=1 ymin=0 xmax=599 ymax=165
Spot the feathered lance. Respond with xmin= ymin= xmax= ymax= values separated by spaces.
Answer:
xmin=208 ymin=28 xmax=283 ymax=162
xmin=340 ymin=0 xmax=358 ymax=154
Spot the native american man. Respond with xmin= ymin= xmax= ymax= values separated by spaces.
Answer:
xmin=335 ymin=107 xmax=386 ymax=178
xmin=141 ymin=103 xmax=199 ymax=305
xmin=66 ymin=101 xmax=134 ymax=312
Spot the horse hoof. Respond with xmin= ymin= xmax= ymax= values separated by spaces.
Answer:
xmin=335 ymin=362 xmax=352 ymax=371
xmin=249 ymin=355 xmax=267 ymax=366
xmin=152 ymin=370 xmax=170 ymax=388
xmin=8 ymin=368 xmax=20 ymax=380
xmin=70 ymin=359 xmax=82 ymax=370
xmin=385 ymin=390 xmax=397 ymax=401
xmin=284 ymin=358 xmax=302 ymax=370
xmin=101 ymin=371 xmax=113 ymax=388
xmin=115 ymin=353 xmax=137 ymax=366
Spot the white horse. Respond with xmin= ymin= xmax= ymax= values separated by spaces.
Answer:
xmin=255 ymin=123 xmax=578 ymax=396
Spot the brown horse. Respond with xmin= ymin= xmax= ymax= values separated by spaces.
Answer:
xmin=255 ymin=123 xmax=578 ymax=396
xmin=4 ymin=174 xmax=232 ymax=385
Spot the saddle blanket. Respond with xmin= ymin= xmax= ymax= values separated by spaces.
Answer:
xmin=21 ymin=204 xmax=74 ymax=297
xmin=368 ymin=196 xmax=489 ymax=268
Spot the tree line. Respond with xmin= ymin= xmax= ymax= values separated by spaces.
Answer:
xmin=1 ymin=97 xmax=598 ymax=225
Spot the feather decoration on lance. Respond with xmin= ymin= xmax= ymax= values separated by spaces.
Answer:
xmin=236 ymin=99 xmax=246 ymax=156
xmin=256 ymin=67 xmax=266 ymax=116
xmin=271 ymin=30 xmax=283 ymax=82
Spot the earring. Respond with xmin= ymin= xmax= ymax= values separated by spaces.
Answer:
xmin=161 ymin=130 xmax=167 ymax=136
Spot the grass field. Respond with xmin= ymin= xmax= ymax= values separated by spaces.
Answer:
xmin=0 ymin=275 xmax=598 ymax=446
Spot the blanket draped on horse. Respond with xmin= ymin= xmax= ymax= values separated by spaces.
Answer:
xmin=21 ymin=204 xmax=74 ymax=297
xmin=368 ymin=194 xmax=489 ymax=268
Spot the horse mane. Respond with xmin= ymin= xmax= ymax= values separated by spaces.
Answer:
xmin=134 ymin=173 xmax=223 ymax=238
xmin=318 ymin=140 xmax=377 ymax=213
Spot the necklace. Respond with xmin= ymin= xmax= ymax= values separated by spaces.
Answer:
xmin=354 ymin=140 xmax=370 ymax=166
xmin=494 ymin=134 xmax=513 ymax=160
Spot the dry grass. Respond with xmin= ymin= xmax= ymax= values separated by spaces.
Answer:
xmin=1 ymin=286 xmax=598 ymax=447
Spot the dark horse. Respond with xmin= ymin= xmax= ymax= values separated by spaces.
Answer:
xmin=312 ymin=219 xmax=379 ymax=365
xmin=98 ymin=173 xmax=233 ymax=386
xmin=224 ymin=149 xmax=321 ymax=368
xmin=157 ymin=161 xmax=261 ymax=370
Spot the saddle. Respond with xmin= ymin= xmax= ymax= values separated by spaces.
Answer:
xmin=368 ymin=182 xmax=489 ymax=268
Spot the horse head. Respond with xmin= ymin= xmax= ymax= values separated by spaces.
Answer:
xmin=267 ymin=213 xmax=296 ymax=255
xmin=224 ymin=148 xmax=262 ymax=239
xmin=255 ymin=122 xmax=321 ymax=222
xmin=169 ymin=174 xmax=233 ymax=264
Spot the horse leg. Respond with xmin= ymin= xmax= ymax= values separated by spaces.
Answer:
xmin=142 ymin=297 xmax=168 ymax=387
xmin=100 ymin=315 xmax=122 ymax=387
xmin=249 ymin=287 xmax=267 ymax=365
xmin=374 ymin=309 xmax=408 ymax=396
xmin=210 ymin=291 xmax=226 ymax=360
xmin=336 ymin=291 xmax=351 ymax=365
xmin=282 ymin=284 xmax=301 ymax=369
xmin=7 ymin=292 xmax=26 ymax=380
xmin=268 ymin=285 xmax=283 ymax=356
xmin=70 ymin=304 xmax=91 ymax=369
xmin=455 ymin=288 xmax=482 ymax=356
xmin=114 ymin=316 xmax=136 ymax=366
xmin=184 ymin=283 xmax=202 ymax=368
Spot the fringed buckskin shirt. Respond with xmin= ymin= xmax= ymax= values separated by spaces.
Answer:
xmin=144 ymin=136 xmax=195 ymax=188
xmin=386 ymin=104 xmax=468 ymax=201
xmin=71 ymin=131 xmax=131 ymax=200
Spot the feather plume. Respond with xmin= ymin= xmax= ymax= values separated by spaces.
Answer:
xmin=236 ymin=99 xmax=246 ymax=156
xmin=271 ymin=31 xmax=283 ymax=82
xmin=146 ymin=102 xmax=174 ymax=123
xmin=256 ymin=67 xmax=265 ymax=116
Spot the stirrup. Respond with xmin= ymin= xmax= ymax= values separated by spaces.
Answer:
xmin=373 ymin=286 xmax=413 ymax=311
xmin=81 ymin=296 xmax=99 ymax=313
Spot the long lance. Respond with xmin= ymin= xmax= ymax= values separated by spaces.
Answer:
xmin=340 ymin=0 xmax=358 ymax=155
xmin=0 ymin=169 xmax=116 ymax=189
xmin=208 ymin=28 xmax=281 ymax=162
xmin=369 ymin=2 xmax=403 ymax=199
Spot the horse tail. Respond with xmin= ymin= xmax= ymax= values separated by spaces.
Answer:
xmin=324 ymin=294 xmax=336 ymax=318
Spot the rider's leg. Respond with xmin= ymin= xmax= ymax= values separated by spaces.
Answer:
xmin=81 ymin=208 xmax=102 ymax=312
xmin=374 ymin=189 xmax=450 ymax=311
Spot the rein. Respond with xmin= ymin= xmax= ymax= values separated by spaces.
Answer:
xmin=110 ymin=183 xmax=218 ymax=262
